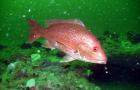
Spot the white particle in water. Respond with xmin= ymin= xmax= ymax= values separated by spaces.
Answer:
xmin=30 ymin=1 xmax=33 ymax=4
xmin=22 ymin=15 xmax=26 ymax=18
xmin=28 ymin=9 xmax=31 ymax=12
xmin=136 ymin=62 xmax=139 ymax=65
xmin=37 ymin=50 xmax=41 ymax=53
xmin=105 ymin=71 xmax=109 ymax=74
xmin=63 ymin=11 xmax=67 ymax=14
xmin=113 ymin=32 xmax=116 ymax=34
xmin=9 ymin=13 xmax=13 ymax=16
xmin=104 ymin=66 xmax=108 ymax=70
xmin=50 ymin=0 xmax=55 ymax=4
xmin=6 ymin=33 xmax=9 ymax=37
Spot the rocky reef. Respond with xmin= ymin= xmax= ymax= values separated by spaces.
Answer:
xmin=0 ymin=31 xmax=140 ymax=90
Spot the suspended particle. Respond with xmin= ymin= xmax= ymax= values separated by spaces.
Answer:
xmin=22 ymin=15 xmax=26 ymax=18
xmin=6 ymin=33 xmax=9 ymax=37
xmin=104 ymin=66 xmax=108 ymax=70
xmin=50 ymin=0 xmax=55 ymax=4
xmin=105 ymin=71 xmax=109 ymax=74
xmin=30 ymin=1 xmax=33 ymax=4
xmin=9 ymin=13 xmax=13 ymax=16
xmin=63 ymin=11 xmax=67 ymax=14
xmin=136 ymin=62 xmax=139 ymax=65
xmin=28 ymin=9 xmax=31 ymax=12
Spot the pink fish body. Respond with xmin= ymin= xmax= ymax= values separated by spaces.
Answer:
xmin=28 ymin=19 xmax=107 ymax=64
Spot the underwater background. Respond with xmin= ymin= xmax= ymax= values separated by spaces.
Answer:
xmin=0 ymin=0 xmax=140 ymax=90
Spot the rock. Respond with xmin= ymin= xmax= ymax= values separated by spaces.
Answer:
xmin=20 ymin=43 xmax=32 ymax=49
xmin=31 ymin=54 xmax=41 ymax=61
xmin=32 ymin=41 xmax=42 ymax=48
xmin=31 ymin=53 xmax=41 ymax=66
xmin=7 ymin=61 xmax=18 ymax=71
xmin=103 ymin=30 xmax=119 ymax=41
xmin=26 ymin=78 xmax=35 ymax=88
xmin=127 ymin=31 xmax=140 ymax=44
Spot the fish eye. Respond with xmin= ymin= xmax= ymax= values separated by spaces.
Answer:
xmin=32 ymin=34 xmax=36 ymax=38
xmin=93 ymin=46 xmax=97 ymax=52
xmin=33 ymin=34 xmax=36 ymax=37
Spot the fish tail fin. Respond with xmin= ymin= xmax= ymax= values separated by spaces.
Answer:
xmin=27 ymin=19 xmax=43 ymax=43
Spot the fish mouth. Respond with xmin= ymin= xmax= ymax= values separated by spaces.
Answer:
xmin=81 ymin=53 xmax=107 ymax=64
xmin=83 ymin=59 xmax=107 ymax=64
xmin=95 ymin=53 xmax=107 ymax=64
xmin=96 ymin=60 xmax=107 ymax=64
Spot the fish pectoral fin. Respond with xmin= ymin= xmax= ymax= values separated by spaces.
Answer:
xmin=55 ymin=41 xmax=72 ymax=53
xmin=60 ymin=55 xmax=75 ymax=63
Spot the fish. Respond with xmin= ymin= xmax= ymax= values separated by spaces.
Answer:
xmin=27 ymin=19 xmax=107 ymax=64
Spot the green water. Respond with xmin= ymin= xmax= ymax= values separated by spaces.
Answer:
xmin=0 ymin=0 xmax=140 ymax=90
xmin=0 ymin=0 xmax=140 ymax=45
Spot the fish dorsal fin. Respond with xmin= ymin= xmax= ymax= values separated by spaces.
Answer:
xmin=47 ymin=19 xmax=85 ymax=27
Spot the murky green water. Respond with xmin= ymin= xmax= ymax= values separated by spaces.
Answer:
xmin=0 ymin=0 xmax=140 ymax=45
xmin=0 ymin=0 xmax=140 ymax=90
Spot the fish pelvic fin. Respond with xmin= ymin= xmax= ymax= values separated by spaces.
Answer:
xmin=27 ymin=19 xmax=43 ymax=43
xmin=60 ymin=55 xmax=75 ymax=63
